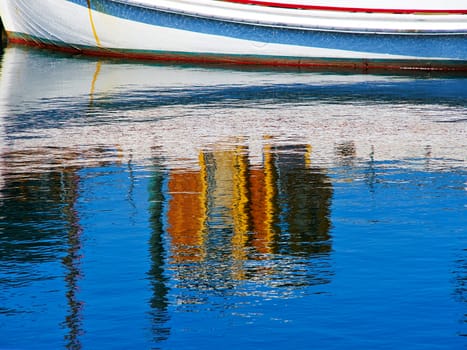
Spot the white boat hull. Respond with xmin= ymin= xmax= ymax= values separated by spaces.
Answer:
xmin=1 ymin=0 xmax=467 ymax=71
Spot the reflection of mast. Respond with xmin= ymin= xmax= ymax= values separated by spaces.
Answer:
xmin=231 ymin=145 xmax=250 ymax=279
xmin=61 ymin=169 xmax=84 ymax=350
xmin=0 ymin=151 xmax=88 ymax=347
xmin=147 ymin=161 xmax=170 ymax=343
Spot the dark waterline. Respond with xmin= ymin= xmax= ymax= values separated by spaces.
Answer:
xmin=0 ymin=46 xmax=466 ymax=350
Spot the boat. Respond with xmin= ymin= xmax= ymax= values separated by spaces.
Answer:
xmin=0 ymin=0 xmax=467 ymax=72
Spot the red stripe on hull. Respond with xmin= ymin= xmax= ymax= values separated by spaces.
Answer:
xmin=223 ymin=0 xmax=467 ymax=14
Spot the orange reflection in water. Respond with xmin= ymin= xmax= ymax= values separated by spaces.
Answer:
xmin=249 ymin=145 xmax=278 ymax=256
xmin=167 ymin=163 xmax=207 ymax=263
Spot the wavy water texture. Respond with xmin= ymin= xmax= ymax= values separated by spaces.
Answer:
xmin=0 ymin=47 xmax=466 ymax=350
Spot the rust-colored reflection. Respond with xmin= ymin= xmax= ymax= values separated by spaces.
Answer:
xmin=166 ymin=155 xmax=207 ymax=263
xmin=249 ymin=145 xmax=279 ymax=256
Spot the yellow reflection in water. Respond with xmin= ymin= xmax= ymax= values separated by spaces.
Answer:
xmin=165 ymin=139 xmax=332 ymax=286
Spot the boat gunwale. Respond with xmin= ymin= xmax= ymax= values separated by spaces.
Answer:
xmin=218 ymin=0 xmax=467 ymax=15
xmin=104 ymin=0 xmax=467 ymax=35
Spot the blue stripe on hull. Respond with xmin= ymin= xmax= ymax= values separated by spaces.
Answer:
xmin=69 ymin=0 xmax=467 ymax=60
xmin=66 ymin=0 xmax=467 ymax=60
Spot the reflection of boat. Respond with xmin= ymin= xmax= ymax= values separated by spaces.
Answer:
xmin=0 ymin=46 xmax=466 ymax=174
xmin=0 ymin=0 xmax=467 ymax=72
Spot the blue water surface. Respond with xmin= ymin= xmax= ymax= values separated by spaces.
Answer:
xmin=0 ymin=47 xmax=466 ymax=350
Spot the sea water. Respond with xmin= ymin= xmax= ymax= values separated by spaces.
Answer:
xmin=0 ymin=46 xmax=466 ymax=349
